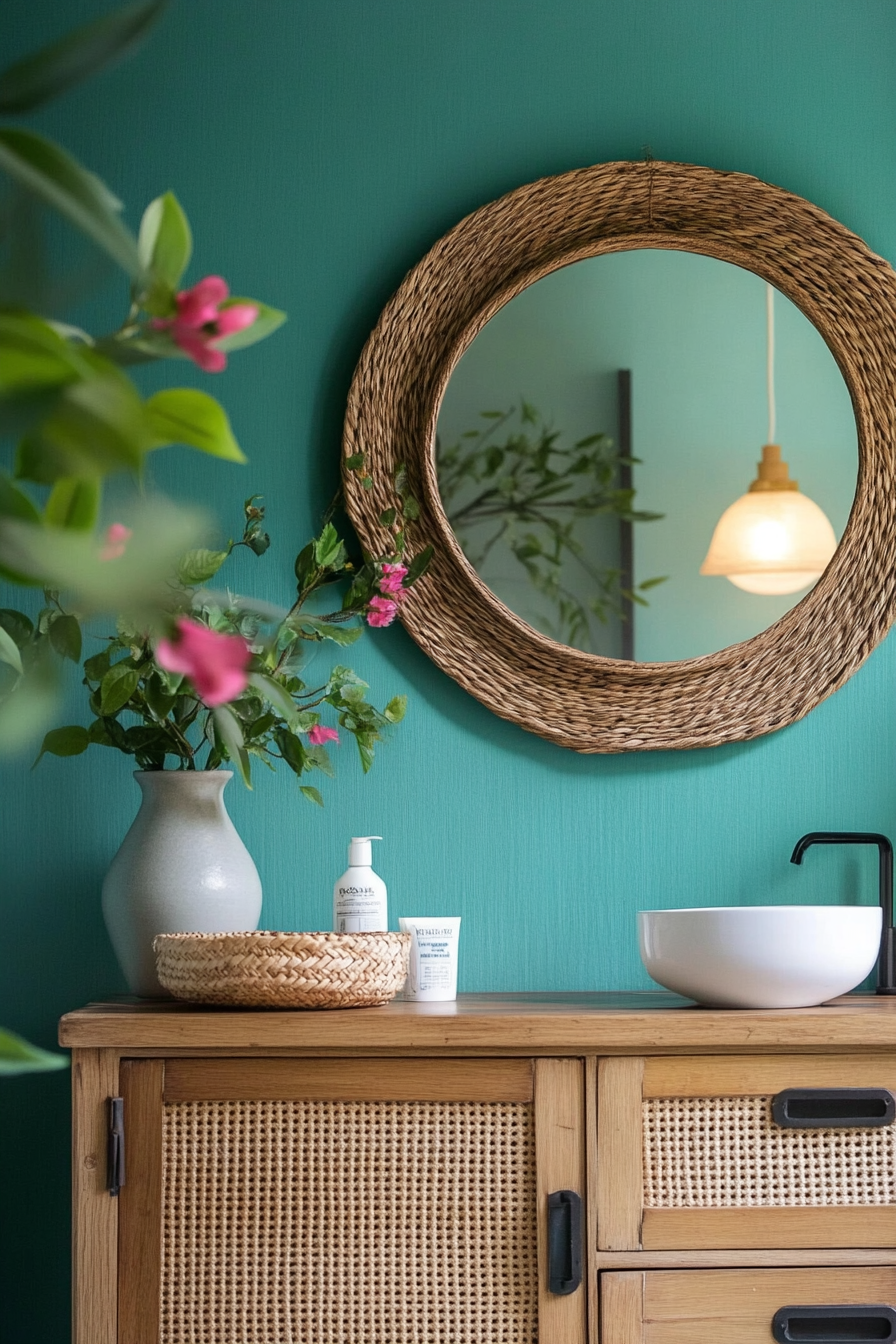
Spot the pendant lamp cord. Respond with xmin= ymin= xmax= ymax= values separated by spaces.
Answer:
xmin=766 ymin=281 xmax=776 ymax=444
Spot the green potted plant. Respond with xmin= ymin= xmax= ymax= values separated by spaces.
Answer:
xmin=28 ymin=493 xmax=427 ymax=994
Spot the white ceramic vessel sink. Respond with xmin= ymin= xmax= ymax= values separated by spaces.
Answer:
xmin=638 ymin=905 xmax=882 ymax=1009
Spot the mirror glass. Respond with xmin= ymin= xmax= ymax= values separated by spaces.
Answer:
xmin=435 ymin=250 xmax=857 ymax=661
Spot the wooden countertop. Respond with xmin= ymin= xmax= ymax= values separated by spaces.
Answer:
xmin=58 ymin=991 xmax=896 ymax=1055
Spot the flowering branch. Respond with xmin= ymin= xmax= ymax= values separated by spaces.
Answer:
xmin=31 ymin=496 xmax=424 ymax=800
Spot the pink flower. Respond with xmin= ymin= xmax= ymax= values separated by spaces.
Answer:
xmin=155 ymin=618 xmax=251 ymax=707
xmin=378 ymin=562 xmax=408 ymax=596
xmin=308 ymin=724 xmax=339 ymax=746
xmin=367 ymin=595 xmax=399 ymax=628
xmin=151 ymin=275 xmax=258 ymax=373
xmin=99 ymin=522 xmax=132 ymax=561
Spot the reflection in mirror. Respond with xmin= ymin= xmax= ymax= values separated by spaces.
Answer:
xmin=436 ymin=250 xmax=857 ymax=662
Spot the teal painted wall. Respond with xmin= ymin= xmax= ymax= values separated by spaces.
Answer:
xmin=2 ymin=1 xmax=895 ymax=1336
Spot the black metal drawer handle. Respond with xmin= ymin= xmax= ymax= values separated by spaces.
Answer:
xmin=107 ymin=1096 xmax=125 ymax=1196
xmin=772 ymin=1088 xmax=895 ymax=1129
xmin=547 ymin=1189 xmax=581 ymax=1295
xmin=772 ymin=1305 xmax=896 ymax=1342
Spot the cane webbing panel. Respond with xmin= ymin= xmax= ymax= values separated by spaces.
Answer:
xmin=643 ymin=1095 xmax=896 ymax=1209
xmin=161 ymin=1098 xmax=537 ymax=1344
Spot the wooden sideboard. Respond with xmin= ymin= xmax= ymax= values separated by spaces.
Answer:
xmin=60 ymin=992 xmax=896 ymax=1344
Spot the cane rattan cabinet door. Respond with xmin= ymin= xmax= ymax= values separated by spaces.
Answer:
xmin=118 ymin=1056 xmax=586 ymax=1344
xmin=596 ymin=1055 xmax=896 ymax=1251
xmin=600 ymin=1268 xmax=896 ymax=1344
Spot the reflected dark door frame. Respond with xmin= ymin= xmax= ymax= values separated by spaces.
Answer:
xmin=618 ymin=369 xmax=635 ymax=661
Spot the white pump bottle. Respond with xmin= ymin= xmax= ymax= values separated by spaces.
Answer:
xmin=333 ymin=836 xmax=387 ymax=932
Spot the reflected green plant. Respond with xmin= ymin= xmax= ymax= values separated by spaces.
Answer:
xmin=438 ymin=402 xmax=665 ymax=650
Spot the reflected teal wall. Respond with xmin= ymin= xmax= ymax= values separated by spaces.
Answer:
xmin=438 ymin=251 xmax=857 ymax=660
xmin=2 ymin=1 xmax=895 ymax=1338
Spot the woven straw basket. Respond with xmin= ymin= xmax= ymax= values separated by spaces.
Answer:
xmin=153 ymin=930 xmax=411 ymax=1008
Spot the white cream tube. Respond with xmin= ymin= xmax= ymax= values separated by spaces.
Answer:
xmin=397 ymin=917 xmax=461 ymax=1001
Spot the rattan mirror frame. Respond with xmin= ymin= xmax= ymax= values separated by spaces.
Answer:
xmin=343 ymin=160 xmax=896 ymax=752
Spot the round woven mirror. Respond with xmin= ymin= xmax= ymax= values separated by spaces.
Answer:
xmin=343 ymin=160 xmax=896 ymax=752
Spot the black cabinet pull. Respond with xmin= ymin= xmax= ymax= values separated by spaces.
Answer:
xmin=107 ymin=1096 xmax=125 ymax=1196
xmin=547 ymin=1189 xmax=581 ymax=1295
xmin=772 ymin=1088 xmax=895 ymax=1129
xmin=772 ymin=1305 xmax=896 ymax=1342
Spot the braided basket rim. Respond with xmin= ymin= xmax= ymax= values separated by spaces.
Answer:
xmin=342 ymin=159 xmax=896 ymax=753
xmin=153 ymin=930 xmax=410 ymax=947
xmin=153 ymin=930 xmax=411 ymax=1009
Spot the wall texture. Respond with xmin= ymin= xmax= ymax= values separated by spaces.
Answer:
xmin=2 ymin=1 xmax=895 ymax=1337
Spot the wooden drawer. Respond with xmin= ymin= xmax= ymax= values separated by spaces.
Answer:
xmin=601 ymin=1268 xmax=896 ymax=1343
xmin=596 ymin=1055 xmax=896 ymax=1250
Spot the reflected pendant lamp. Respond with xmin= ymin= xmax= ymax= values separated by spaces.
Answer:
xmin=700 ymin=284 xmax=836 ymax=596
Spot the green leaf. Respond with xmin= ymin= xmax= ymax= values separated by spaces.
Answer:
xmin=638 ymin=575 xmax=669 ymax=591
xmin=45 ymin=320 xmax=93 ymax=345
xmin=402 ymin=495 xmax=420 ymax=521
xmin=0 ymin=0 xmax=168 ymax=114
xmin=87 ymin=716 xmax=117 ymax=747
xmin=0 ymin=1027 xmax=67 ymax=1076
xmin=0 ymin=128 xmax=139 ymax=275
xmin=313 ymin=522 xmax=343 ymax=569
xmin=0 ymin=608 xmax=33 ymax=646
xmin=16 ymin=354 xmax=150 ymax=482
xmin=384 ymin=694 xmax=407 ymax=724
xmin=48 ymin=612 xmax=81 ymax=662
xmin=100 ymin=662 xmax=139 ymax=714
xmin=355 ymin=735 xmax=375 ymax=774
xmin=299 ymin=785 xmax=324 ymax=807
xmin=137 ymin=190 xmax=192 ymax=291
xmin=404 ymin=544 xmax=433 ymax=585
xmin=275 ymin=726 xmax=307 ymax=775
xmin=341 ymin=572 xmax=374 ymax=611
xmin=306 ymin=743 xmax=335 ymax=777
xmin=82 ymin=646 xmax=113 ymax=681
xmin=287 ymin=614 xmax=362 ymax=646
xmin=0 ymin=645 xmax=59 ymax=751
xmin=0 ymin=622 xmax=23 ymax=674
xmin=378 ymin=507 xmax=396 ymax=527
xmin=142 ymin=672 xmax=176 ymax=721
xmin=345 ymin=453 xmax=365 ymax=471
xmin=246 ymin=528 xmax=270 ymax=556
xmin=0 ymin=472 xmax=41 ymax=524
xmin=212 ymin=299 xmax=286 ymax=353
xmin=44 ymin=477 xmax=100 ymax=530
xmin=294 ymin=541 xmax=315 ymax=587
xmin=248 ymin=672 xmax=298 ymax=723
xmin=33 ymin=723 xmax=89 ymax=765
xmin=338 ymin=681 xmax=367 ymax=707
xmin=95 ymin=328 xmax=179 ymax=366
xmin=123 ymin=723 xmax=167 ymax=752
xmin=0 ymin=311 xmax=85 ymax=397
xmin=176 ymin=547 xmax=230 ymax=586
xmin=146 ymin=388 xmax=245 ymax=462
xmin=213 ymin=705 xmax=251 ymax=787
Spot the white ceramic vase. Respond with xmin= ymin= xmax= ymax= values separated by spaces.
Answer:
xmin=101 ymin=770 xmax=262 ymax=997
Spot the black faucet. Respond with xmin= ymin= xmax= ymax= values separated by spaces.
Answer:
xmin=790 ymin=832 xmax=895 ymax=995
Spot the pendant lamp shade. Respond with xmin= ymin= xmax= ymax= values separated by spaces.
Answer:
xmin=699 ymin=285 xmax=838 ymax=597
xmin=700 ymin=444 xmax=837 ymax=595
